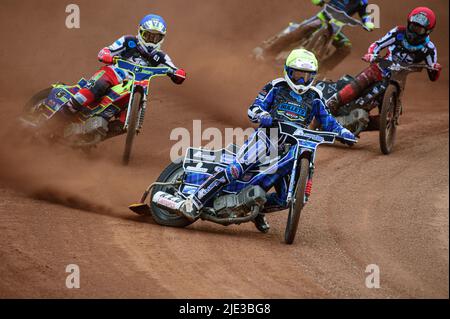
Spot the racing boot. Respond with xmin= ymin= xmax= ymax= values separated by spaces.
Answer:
xmin=253 ymin=213 xmax=270 ymax=233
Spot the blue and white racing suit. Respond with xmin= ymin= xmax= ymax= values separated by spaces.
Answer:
xmin=191 ymin=78 xmax=349 ymax=211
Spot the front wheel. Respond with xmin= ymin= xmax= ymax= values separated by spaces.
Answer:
xmin=150 ymin=161 xmax=194 ymax=228
xmin=379 ymin=85 xmax=399 ymax=155
xmin=122 ymin=91 xmax=142 ymax=165
xmin=285 ymin=157 xmax=310 ymax=245
xmin=304 ymin=28 xmax=330 ymax=61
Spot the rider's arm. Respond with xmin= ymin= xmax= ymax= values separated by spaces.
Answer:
xmin=425 ymin=41 xmax=441 ymax=82
xmin=368 ymin=26 xmax=399 ymax=56
xmin=357 ymin=0 xmax=372 ymax=26
xmin=98 ymin=36 xmax=130 ymax=64
xmin=248 ymin=82 xmax=277 ymax=123
xmin=151 ymin=51 xmax=186 ymax=85
xmin=311 ymin=98 xmax=346 ymax=134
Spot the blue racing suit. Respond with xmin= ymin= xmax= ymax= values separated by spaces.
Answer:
xmin=191 ymin=78 xmax=350 ymax=211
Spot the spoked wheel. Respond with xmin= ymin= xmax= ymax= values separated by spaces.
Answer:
xmin=122 ymin=91 xmax=142 ymax=165
xmin=22 ymin=87 xmax=53 ymax=122
xmin=304 ymin=28 xmax=330 ymax=61
xmin=379 ymin=85 xmax=399 ymax=155
xmin=150 ymin=161 xmax=194 ymax=228
xmin=20 ymin=87 xmax=58 ymax=144
xmin=285 ymin=157 xmax=310 ymax=245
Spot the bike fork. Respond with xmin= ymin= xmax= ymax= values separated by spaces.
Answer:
xmin=123 ymin=85 xmax=136 ymax=131
xmin=286 ymin=147 xmax=301 ymax=204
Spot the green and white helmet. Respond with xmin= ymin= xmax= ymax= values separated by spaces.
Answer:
xmin=284 ymin=49 xmax=319 ymax=94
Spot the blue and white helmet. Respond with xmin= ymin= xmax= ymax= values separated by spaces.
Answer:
xmin=138 ymin=14 xmax=167 ymax=52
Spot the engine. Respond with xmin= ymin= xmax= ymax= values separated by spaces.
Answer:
xmin=64 ymin=116 xmax=109 ymax=141
xmin=213 ymin=185 xmax=267 ymax=218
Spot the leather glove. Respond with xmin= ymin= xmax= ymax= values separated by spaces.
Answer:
xmin=258 ymin=112 xmax=273 ymax=128
xmin=169 ymin=68 xmax=186 ymax=84
xmin=363 ymin=53 xmax=378 ymax=63
xmin=432 ymin=63 xmax=442 ymax=72
xmin=339 ymin=128 xmax=356 ymax=145
xmin=364 ymin=21 xmax=375 ymax=31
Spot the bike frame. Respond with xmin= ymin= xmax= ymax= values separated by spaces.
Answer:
xmin=376 ymin=59 xmax=432 ymax=118
xmin=277 ymin=122 xmax=337 ymax=204
xmin=114 ymin=59 xmax=170 ymax=131
xmin=180 ymin=122 xmax=347 ymax=212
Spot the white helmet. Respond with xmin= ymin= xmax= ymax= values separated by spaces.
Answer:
xmin=284 ymin=49 xmax=319 ymax=94
xmin=137 ymin=14 xmax=167 ymax=52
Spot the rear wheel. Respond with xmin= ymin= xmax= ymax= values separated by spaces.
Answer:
xmin=284 ymin=157 xmax=310 ymax=245
xmin=379 ymin=85 xmax=398 ymax=155
xmin=122 ymin=91 xmax=142 ymax=165
xmin=23 ymin=87 xmax=52 ymax=120
xmin=150 ymin=161 xmax=193 ymax=228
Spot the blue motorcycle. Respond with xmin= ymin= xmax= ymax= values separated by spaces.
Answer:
xmin=129 ymin=121 xmax=356 ymax=244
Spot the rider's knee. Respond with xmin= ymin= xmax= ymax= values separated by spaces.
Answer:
xmin=225 ymin=163 xmax=244 ymax=181
xmin=73 ymin=89 xmax=93 ymax=107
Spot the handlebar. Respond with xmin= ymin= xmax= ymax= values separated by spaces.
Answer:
xmin=114 ymin=58 xmax=172 ymax=74
xmin=365 ymin=57 xmax=434 ymax=72
xmin=266 ymin=120 xmax=357 ymax=145
xmin=322 ymin=4 xmax=368 ymax=30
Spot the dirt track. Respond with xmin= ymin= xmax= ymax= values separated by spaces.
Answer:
xmin=0 ymin=0 xmax=448 ymax=298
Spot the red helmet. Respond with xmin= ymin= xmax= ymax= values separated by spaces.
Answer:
xmin=406 ymin=7 xmax=436 ymax=45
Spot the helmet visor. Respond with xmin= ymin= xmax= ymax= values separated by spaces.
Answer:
xmin=408 ymin=22 xmax=428 ymax=36
xmin=287 ymin=68 xmax=316 ymax=86
xmin=140 ymin=30 xmax=164 ymax=44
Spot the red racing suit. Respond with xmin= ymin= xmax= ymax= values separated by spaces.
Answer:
xmin=336 ymin=26 xmax=440 ymax=106
xmin=72 ymin=35 xmax=186 ymax=109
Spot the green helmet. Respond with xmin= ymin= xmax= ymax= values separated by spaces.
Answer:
xmin=284 ymin=49 xmax=319 ymax=94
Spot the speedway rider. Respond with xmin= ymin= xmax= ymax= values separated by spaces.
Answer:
xmin=66 ymin=14 xmax=186 ymax=121
xmin=327 ymin=7 xmax=442 ymax=119
xmin=165 ymin=49 xmax=356 ymax=232
xmin=257 ymin=0 xmax=375 ymax=70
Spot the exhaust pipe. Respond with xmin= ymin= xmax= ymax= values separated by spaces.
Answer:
xmin=152 ymin=191 xmax=185 ymax=214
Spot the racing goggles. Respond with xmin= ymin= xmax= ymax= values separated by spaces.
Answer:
xmin=408 ymin=22 xmax=428 ymax=36
xmin=140 ymin=29 xmax=165 ymax=44
xmin=287 ymin=68 xmax=317 ymax=86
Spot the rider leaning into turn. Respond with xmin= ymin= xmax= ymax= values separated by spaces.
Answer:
xmin=327 ymin=7 xmax=442 ymax=113
xmin=263 ymin=0 xmax=374 ymax=69
xmin=173 ymin=49 xmax=356 ymax=232
xmin=66 ymin=14 xmax=186 ymax=115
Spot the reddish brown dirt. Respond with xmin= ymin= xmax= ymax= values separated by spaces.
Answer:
xmin=0 ymin=0 xmax=448 ymax=298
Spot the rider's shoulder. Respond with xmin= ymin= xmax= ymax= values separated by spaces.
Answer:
xmin=386 ymin=26 xmax=406 ymax=36
xmin=114 ymin=35 xmax=139 ymax=48
xmin=269 ymin=78 xmax=287 ymax=88
xmin=306 ymin=86 xmax=324 ymax=100
xmin=425 ymin=39 xmax=436 ymax=51
xmin=384 ymin=26 xmax=407 ymax=41
xmin=395 ymin=26 xmax=407 ymax=32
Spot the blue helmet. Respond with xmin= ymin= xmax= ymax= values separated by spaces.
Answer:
xmin=138 ymin=14 xmax=167 ymax=51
